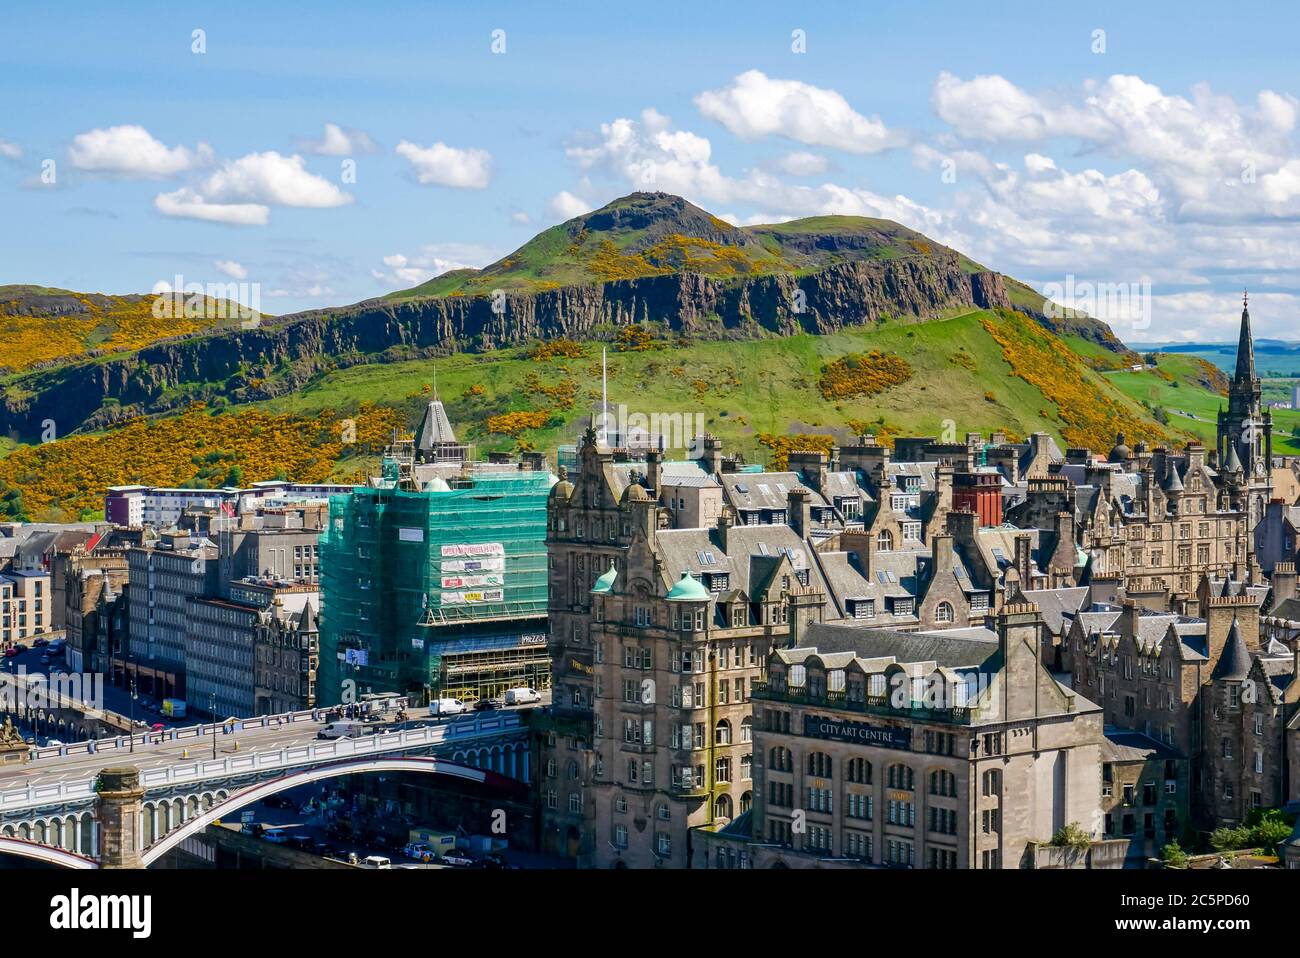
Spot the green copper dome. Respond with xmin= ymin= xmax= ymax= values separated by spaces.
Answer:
xmin=591 ymin=563 xmax=617 ymax=594
xmin=666 ymin=571 xmax=709 ymax=602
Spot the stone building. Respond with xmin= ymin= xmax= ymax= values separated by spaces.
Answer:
xmin=124 ymin=532 xmax=220 ymax=699
xmin=694 ymin=600 xmax=1105 ymax=869
xmin=1065 ymin=584 xmax=1298 ymax=827
xmin=253 ymin=596 xmax=319 ymax=714
xmin=54 ymin=548 xmax=129 ymax=673
xmin=541 ymin=431 xmax=832 ymax=866
xmin=1099 ymin=727 xmax=1188 ymax=861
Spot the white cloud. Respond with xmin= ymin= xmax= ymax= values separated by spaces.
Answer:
xmin=195 ymin=152 xmax=352 ymax=208
xmin=154 ymin=188 xmax=268 ymax=226
xmin=0 ymin=139 xmax=21 ymax=161
xmin=371 ymin=243 xmax=496 ymax=289
xmin=932 ymin=72 xmax=1300 ymax=216
xmin=510 ymin=210 xmax=532 ymax=225
xmin=772 ymin=151 xmax=828 ymax=176
xmin=546 ymin=190 xmax=593 ymax=221
xmin=155 ymin=152 xmax=352 ymax=224
xmin=69 ymin=125 xmax=211 ymax=178
xmin=215 ymin=259 xmax=248 ymax=280
xmin=566 ymin=109 xmax=943 ymax=233
xmin=695 ymin=70 xmax=900 ymax=154
xmin=299 ymin=122 xmax=377 ymax=156
xmin=395 ymin=140 xmax=492 ymax=189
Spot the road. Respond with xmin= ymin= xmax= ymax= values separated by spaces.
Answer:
xmin=0 ymin=692 xmax=548 ymax=791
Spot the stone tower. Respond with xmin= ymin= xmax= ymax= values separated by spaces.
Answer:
xmin=1217 ymin=291 xmax=1272 ymax=536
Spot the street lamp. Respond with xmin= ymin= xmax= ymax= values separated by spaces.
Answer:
xmin=129 ymin=675 xmax=138 ymax=753
xmin=210 ymin=692 xmax=218 ymax=759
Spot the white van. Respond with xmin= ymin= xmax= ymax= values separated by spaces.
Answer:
xmin=262 ymin=827 xmax=290 ymax=845
xmin=430 ymin=698 xmax=466 ymax=716
xmin=317 ymin=720 xmax=366 ymax=740
xmin=504 ymin=687 xmax=541 ymax=706
xmin=361 ymin=855 xmax=392 ymax=869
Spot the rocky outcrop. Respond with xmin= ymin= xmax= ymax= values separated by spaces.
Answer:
xmin=0 ymin=257 xmax=1010 ymax=437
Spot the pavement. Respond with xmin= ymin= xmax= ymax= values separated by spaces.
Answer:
xmin=0 ymin=690 xmax=550 ymax=791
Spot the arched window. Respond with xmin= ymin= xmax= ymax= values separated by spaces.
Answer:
xmin=982 ymin=769 xmax=1001 ymax=798
xmin=714 ymin=719 xmax=732 ymax=746
xmin=741 ymin=716 xmax=753 ymax=742
xmin=877 ymin=530 xmax=894 ymax=552
xmin=807 ymin=751 xmax=833 ymax=778
xmin=714 ymin=793 xmax=733 ymax=820
xmin=567 ymin=760 xmax=579 ymax=780
xmin=769 ymin=746 xmax=792 ymax=771
xmin=740 ymin=791 xmax=753 ymax=814
xmin=936 ymin=601 xmax=954 ymax=623
xmin=846 ymin=757 xmax=872 ymax=784
xmin=930 ymin=769 xmax=956 ymax=797
xmin=887 ymin=763 xmax=914 ymax=791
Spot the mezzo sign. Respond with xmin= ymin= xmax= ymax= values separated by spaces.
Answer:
xmin=803 ymin=714 xmax=911 ymax=750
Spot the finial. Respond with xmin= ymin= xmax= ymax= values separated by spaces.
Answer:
xmin=1243 ymin=288 xmax=1248 ymax=309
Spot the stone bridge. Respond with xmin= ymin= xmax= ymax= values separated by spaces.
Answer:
xmin=0 ymin=709 xmax=530 ymax=868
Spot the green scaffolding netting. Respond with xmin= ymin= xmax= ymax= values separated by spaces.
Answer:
xmin=317 ymin=469 xmax=552 ymax=703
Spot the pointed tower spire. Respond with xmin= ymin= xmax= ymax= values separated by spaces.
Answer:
xmin=1234 ymin=289 xmax=1256 ymax=384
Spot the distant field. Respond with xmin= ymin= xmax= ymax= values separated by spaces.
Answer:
xmin=1102 ymin=354 xmax=1300 ymax=455
xmin=1143 ymin=341 xmax=1300 ymax=378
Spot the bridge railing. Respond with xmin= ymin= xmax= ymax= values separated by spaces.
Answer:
xmin=1 ymin=712 xmax=522 ymax=812
xmin=27 ymin=706 xmax=344 ymax=762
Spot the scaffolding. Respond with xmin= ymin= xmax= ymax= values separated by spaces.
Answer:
xmin=318 ymin=465 xmax=553 ymax=704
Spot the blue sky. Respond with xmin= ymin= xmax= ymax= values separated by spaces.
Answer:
xmin=3 ymin=0 xmax=1299 ymax=341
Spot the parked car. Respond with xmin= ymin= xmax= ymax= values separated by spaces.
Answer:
xmin=262 ymin=827 xmax=290 ymax=844
xmin=474 ymin=697 xmax=503 ymax=711
xmin=32 ymin=638 xmax=48 ymax=648
xmin=4 ymin=648 xmax=20 ymax=659
xmin=403 ymin=842 xmax=435 ymax=862
xmin=440 ymin=851 xmax=476 ymax=867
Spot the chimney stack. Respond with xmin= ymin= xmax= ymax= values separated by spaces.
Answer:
xmin=787 ymin=487 xmax=812 ymax=538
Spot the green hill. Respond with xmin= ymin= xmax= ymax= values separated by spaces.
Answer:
xmin=0 ymin=284 xmax=269 ymax=374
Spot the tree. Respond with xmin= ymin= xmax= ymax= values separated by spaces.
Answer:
xmin=1049 ymin=822 xmax=1092 ymax=851
xmin=1247 ymin=809 xmax=1293 ymax=854
xmin=1161 ymin=842 xmax=1189 ymax=869
xmin=1209 ymin=826 xmax=1250 ymax=852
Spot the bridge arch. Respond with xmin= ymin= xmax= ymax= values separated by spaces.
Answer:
xmin=141 ymin=756 xmax=518 ymax=867
xmin=0 ymin=836 xmax=98 ymax=869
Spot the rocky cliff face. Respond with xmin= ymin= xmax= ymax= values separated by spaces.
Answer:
xmin=1 ymin=256 xmax=1010 ymax=437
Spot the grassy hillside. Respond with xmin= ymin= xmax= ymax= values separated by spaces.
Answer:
xmin=1102 ymin=353 xmax=1300 ymax=454
xmin=0 ymin=306 xmax=1206 ymax=519
xmin=0 ymin=285 xmax=268 ymax=373
xmin=251 ymin=307 xmax=1174 ymax=461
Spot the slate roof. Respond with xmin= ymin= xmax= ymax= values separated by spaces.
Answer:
xmin=803 ymin=621 xmax=1000 ymax=670
xmin=1021 ymin=586 xmax=1089 ymax=636
xmin=1211 ymin=618 xmax=1254 ymax=681
xmin=1101 ymin=726 xmax=1181 ymax=763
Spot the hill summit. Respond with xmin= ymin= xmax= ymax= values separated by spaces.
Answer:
xmin=391 ymin=191 xmax=977 ymax=299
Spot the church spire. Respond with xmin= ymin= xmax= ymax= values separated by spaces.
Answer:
xmin=1234 ymin=289 xmax=1256 ymax=384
